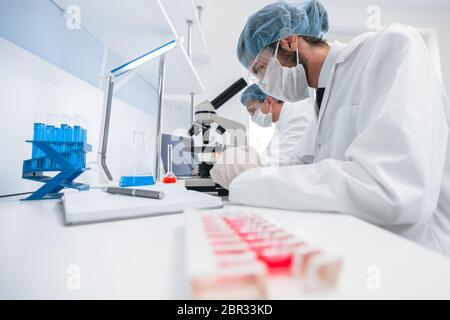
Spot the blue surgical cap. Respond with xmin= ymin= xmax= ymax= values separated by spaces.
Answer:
xmin=237 ymin=0 xmax=329 ymax=68
xmin=240 ymin=84 xmax=269 ymax=106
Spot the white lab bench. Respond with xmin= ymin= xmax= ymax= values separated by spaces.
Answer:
xmin=1 ymin=192 xmax=450 ymax=300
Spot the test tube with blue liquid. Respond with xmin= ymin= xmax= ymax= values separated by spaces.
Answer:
xmin=33 ymin=113 xmax=45 ymax=169
xmin=60 ymin=115 xmax=69 ymax=163
xmin=80 ymin=117 xmax=88 ymax=168
xmin=73 ymin=115 xmax=82 ymax=168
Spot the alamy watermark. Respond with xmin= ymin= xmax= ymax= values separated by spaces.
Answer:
xmin=63 ymin=5 xmax=81 ymax=30
xmin=66 ymin=265 xmax=81 ymax=290
xmin=366 ymin=264 xmax=381 ymax=290
xmin=366 ymin=5 xmax=382 ymax=30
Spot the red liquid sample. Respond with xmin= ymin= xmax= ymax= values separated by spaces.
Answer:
xmin=259 ymin=249 xmax=293 ymax=269
xmin=162 ymin=176 xmax=177 ymax=184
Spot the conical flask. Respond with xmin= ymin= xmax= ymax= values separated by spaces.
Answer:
xmin=119 ymin=131 xmax=155 ymax=187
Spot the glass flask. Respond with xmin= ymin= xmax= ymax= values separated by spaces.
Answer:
xmin=119 ymin=131 xmax=155 ymax=187
xmin=162 ymin=144 xmax=177 ymax=184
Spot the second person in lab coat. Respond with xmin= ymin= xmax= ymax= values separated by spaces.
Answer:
xmin=240 ymin=84 xmax=313 ymax=167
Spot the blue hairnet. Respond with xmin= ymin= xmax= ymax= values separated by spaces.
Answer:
xmin=237 ymin=0 xmax=329 ymax=68
xmin=240 ymin=84 xmax=268 ymax=106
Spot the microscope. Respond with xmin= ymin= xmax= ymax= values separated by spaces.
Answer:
xmin=184 ymin=78 xmax=248 ymax=195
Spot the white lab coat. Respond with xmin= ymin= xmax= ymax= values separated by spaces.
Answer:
xmin=229 ymin=24 xmax=450 ymax=256
xmin=260 ymin=101 xmax=313 ymax=167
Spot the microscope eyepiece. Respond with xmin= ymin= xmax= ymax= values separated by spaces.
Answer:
xmin=210 ymin=78 xmax=247 ymax=110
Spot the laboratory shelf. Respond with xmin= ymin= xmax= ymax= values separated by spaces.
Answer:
xmin=161 ymin=0 xmax=210 ymax=64
xmin=52 ymin=0 xmax=205 ymax=95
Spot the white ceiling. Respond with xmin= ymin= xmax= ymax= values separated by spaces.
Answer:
xmin=238 ymin=0 xmax=450 ymax=8
xmin=348 ymin=0 xmax=450 ymax=7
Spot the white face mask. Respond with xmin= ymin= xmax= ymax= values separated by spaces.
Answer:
xmin=251 ymin=109 xmax=273 ymax=127
xmin=250 ymin=100 xmax=272 ymax=127
xmin=259 ymin=42 xmax=310 ymax=103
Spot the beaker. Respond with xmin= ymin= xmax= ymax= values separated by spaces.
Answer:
xmin=119 ymin=131 xmax=155 ymax=187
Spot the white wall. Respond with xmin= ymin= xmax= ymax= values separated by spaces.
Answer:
xmin=162 ymin=98 xmax=192 ymax=136
xmin=197 ymin=0 xmax=450 ymax=125
xmin=196 ymin=0 xmax=266 ymax=128
xmin=322 ymin=0 xmax=450 ymax=94
xmin=0 ymin=37 xmax=157 ymax=196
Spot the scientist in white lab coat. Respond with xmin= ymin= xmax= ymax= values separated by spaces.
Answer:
xmin=240 ymin=84 xmax=313 ymax=167
xmin=211 ymin=0 xmax=450 ymax=255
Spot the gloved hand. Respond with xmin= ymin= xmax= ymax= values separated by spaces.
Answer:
xmin=210 ymin=146 xmax=262 ymax=190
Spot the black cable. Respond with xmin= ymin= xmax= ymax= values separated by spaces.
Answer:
xmin=0 ymin=192 xmax=33 ymax=199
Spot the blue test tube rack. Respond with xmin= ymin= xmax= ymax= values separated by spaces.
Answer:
xmin=22 ymin=122 xmax=92 ymax=201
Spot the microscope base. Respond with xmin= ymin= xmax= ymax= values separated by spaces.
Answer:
xmin=182 ymin=177 xmax=229 ymax=196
